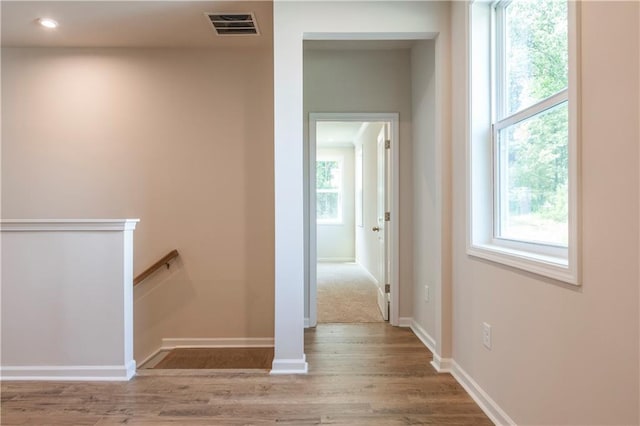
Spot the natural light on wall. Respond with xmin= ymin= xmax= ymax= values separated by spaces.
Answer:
xmin=467 ymin=0 xmax=580 ymax=284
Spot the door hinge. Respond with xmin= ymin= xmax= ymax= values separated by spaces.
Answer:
xmin=384 ymin=212 xmax=391 ymax=222
xmin=385 ymin=284 xmax=391 ymax=293
xmin=385 ymin=139 xmax=391 ymax=149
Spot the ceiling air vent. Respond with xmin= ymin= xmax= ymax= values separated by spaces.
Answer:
xmin=207 ymin=13 xmax=259 ymax=36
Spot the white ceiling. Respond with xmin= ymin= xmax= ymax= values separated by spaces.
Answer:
xmin=1 ymin=1 xmax=273 ymax=48
xmin=317 ymin=122 xmax=366 ymax=146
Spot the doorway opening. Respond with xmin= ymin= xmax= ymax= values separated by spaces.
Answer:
xmin=308 ymin=113 xmax=399 ymax=328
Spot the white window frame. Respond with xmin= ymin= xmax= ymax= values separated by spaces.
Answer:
xmin=316 ymin=156 xmax=344 ymax=225
xmin=467 ymin=0 xmax=581 ymax=285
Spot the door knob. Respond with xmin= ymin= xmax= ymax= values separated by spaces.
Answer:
xmin=372 ymin=226 xmax=381 ymax=232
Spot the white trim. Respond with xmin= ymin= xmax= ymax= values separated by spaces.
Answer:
xmin=494 ymin=89 xmax=568 ymax=131
xmin=466 ymin=0 xmax=580 ymax=285
xmin=308 ymin=112 xmax=400 ymax=327
xmin=161 ymin=337 xmax=274 ymax=349
xmin=404 ymin=316 xmax=514 ymax=424
xmin=139 ymin=337 xmax=276 ymax=367
xmin=1 ymin=361 xmax=136 ymax=381
xmin=356 ymin=261 xmax=379 ymax=284
xmin=317 ymin=257 xmax=356 ymax=263
xmin=398 ymin=317 xmax=413 ymax=327
xmin=451 ymin=361 xmax=516 ymax=426
xmin=430 ymin=354 xmax=453 ymax=374
xmin=409 ymin=319 xmax=437 ymax=355
xmin=304 ymin=317 xmax=311 ymax=328
xmin=138 ymin=347 xmax=165 ymax=368
xmin=0 ymin=219 xmax=139 ymax=232
xmin=270 ymin=355 xmax=308 ymax=375
xmin=303 ymin=32 xmax=437 ymax=41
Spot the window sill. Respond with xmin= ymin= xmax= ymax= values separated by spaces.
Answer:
xmin=467 ymin=242 xmax=579 ymax=285
xmin=317 ymin=221 xmax=344 ymax=226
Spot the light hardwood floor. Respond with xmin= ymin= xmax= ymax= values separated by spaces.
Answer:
xmin=1 ymin=324 xmax=491 ymax=425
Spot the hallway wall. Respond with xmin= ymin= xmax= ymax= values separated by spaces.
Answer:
xmin=303 ymin=47 xmax=413 ymax=319
xmin=450 ymin=2 xmax=640 ymax=424
xmin=1 ymin=47 xmax=275 ymax=362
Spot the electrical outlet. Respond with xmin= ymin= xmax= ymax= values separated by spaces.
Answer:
xmin=482 ymin=322 xmax=492 ymax=350
xmin=424 ymin=285 xmax=430 ymax=302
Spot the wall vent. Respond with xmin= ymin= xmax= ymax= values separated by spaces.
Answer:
xmin=206 ymin=13 xmax=259 ymax=36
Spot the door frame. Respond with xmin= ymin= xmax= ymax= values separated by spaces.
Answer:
xmin=308 ymin=112 xmax=400 ymax=327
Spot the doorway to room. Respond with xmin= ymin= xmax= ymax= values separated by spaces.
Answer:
xmin=308 ymin=113 xmax=399 ymax=327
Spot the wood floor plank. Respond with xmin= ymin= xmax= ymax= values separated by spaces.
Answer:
xmin=1 ymin=324 xmax=492 ymax=425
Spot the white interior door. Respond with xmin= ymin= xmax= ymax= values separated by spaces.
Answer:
xmin=376 ymin=125 xmax=390 ymax=321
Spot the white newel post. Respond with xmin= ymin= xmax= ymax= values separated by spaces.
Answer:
xmin=0 ymin=219 xmax=140 ymax=381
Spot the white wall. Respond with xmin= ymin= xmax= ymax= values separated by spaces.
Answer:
xmin=1 ymin=220 xmax=137 ymax=380
xmin=410 ymin=40 xmax=437 ymax=342
xmin=316 ymin=146 xmax=356 ymax=262
xmin=1 ymin=48 xmax=275 ymax=363
xmin=450 ymin=2 xmax=639 ymax=424
xmin=355 ymin=122 xmax=384 ymax=279
xmin=303 ymin=47 xmax=413 ymax=319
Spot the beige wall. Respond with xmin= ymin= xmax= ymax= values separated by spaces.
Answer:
xmin=1 ymin=47 xmax=275 ymax=362
xmin=410 ymin=40 xmax=437 ymax=339
xmin=303 ymin=47 xmax=414 ymax=318
xmin=450 ymin=2 xmax=639 ymax=424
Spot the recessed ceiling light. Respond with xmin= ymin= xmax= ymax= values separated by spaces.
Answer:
xmin=37 ymin=18 xmax=58 ymax=29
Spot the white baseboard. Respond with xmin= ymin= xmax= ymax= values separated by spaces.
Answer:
xmin=0 ymin=360 xmax=136 ymax=381
xmin=161 ymin=337 xmax=274 ymax=349
xmin=270 ymin=355 xmax=308 ymax=375
xmin=430 ymin=353 xmax=453 ymax=373
xmin=304 ymin=317 xmax=310 ymax=328
xmin=398 ymin=317 xmax=413 ymax=327
xmin=139 ymin=337 xmax=275 ymax=368
xmin=402 ymin=317 xmax=513 ymax=425
xmin=451 ymin=360 xmax=516 ymax=426
xmin=318 ymin=257 xmax=355 ymax=263
xmin=408 ymin=319 xmax=437 ymax=355
xmin=355 ymin=261 xmax=379 ymax=284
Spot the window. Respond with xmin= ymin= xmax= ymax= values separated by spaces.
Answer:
xmin=494 ymin=0 xmax=568 ymax=248
xmin=468 ymin=0 xmax=579 ymax=284
xmin=316 ymin=158 xmax=343 ymax=224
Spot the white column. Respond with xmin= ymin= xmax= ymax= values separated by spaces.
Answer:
xmin=271 ymin=1 xmax=307 ymax=374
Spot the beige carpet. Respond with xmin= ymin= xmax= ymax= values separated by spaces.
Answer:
xmin=317 ymin=262 xmax=384 ymax=323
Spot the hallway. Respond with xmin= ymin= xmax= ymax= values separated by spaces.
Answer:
xmin=1 ymin=324 xmax=490 ymax=425
xmin=317 ymin=262 xmax=384 ymax=323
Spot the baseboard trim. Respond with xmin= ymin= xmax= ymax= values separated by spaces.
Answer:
xmin=139 ymin=337 xmax=275 ymax=369
xmin=408 ymin=320 xmax=437 ymax=355
xmin=161 ymin=337 xmax=274 ymax=349
xmin=430 ymin=353 xmax=453 ymax=373
xmin=139 ymin=347 xmax=164 ymax=368
xmin=318 ymin=257 xmax=356 ymax=263
xmin=304 ymin=317 xmax=310 ymax=328
xmin=270 ymin=355 xmax=308 ymax=375
xmin=396 ymin=318 xmax=513 ymax=424
xmin=398 ymin=317 xmax=413 ymax=327
xmin=355 ymin=261 xmax=379 ymax=284
xmin=0 ymin=360 xmax=136 ymax=381
xmin=451 ymin=360 xmax=516 ymax=425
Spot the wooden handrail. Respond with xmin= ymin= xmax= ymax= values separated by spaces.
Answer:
xmin=134 ymin=249 xmax=179 ymax=286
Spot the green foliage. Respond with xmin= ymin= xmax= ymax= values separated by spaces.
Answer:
xmin=500 ymin=0 xmax=569 ymax=242
xmin=317 ymin=161 xmax=339 ymax=190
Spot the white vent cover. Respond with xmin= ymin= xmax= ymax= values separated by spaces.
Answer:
xmin=206 ymin=13 xmax=259 ymax=36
